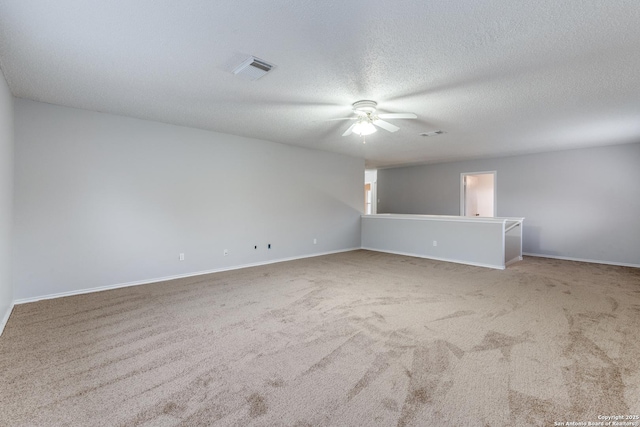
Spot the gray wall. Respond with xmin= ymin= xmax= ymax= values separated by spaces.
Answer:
xmin=0 ymin=67 xmax=13 ymax=331
xmin=377 ymin=143 xmax=640 ymax=266
xmin=14 ymin=99 xmax=363 ymax=301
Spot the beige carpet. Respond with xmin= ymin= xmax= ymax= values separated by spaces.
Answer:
xmin=1 ymin=250 xmax=640 ymax=426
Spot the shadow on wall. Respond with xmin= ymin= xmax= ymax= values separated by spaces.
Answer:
xmin=523 ymin=225 xmax=559 ymax=257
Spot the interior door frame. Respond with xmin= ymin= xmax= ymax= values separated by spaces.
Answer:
xmin=364 ymin=169 xmax=377 ymax=215
xmin=460 ymin=171 xmax=497 ymax=217
xmin=364 ymin=182 xmax=372 ymax=214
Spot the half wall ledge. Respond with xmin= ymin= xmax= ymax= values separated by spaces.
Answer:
xmin=361 ymin=214 xmax=524 ymax=270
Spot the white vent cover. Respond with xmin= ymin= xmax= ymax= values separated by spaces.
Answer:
xmin=420 ymin=130 xmax=446 ymax=137
xmin=232 ymin=56 xmax=273 ymax=80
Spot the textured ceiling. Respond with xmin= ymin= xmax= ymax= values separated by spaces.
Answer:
xmin=1 ymin=1 xmax=639 ymax=168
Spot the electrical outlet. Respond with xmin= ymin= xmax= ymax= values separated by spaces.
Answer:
xmin=179 ymin=253 xmax=185 ymax=261
xmin=433 ymin=241 xmax=438 ymax=247
xmin=223 ymin=249 xmax=228 ymax=256
xmin=313 ymin=238 xmax=317 ymax=244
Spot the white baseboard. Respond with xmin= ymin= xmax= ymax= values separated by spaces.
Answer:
xmin=0 ymin=302 xmax=14 ymax=336
xmin=505 ymin=256 xmax=523 ymax=267
xmin=14 ymin=247 xmax=361 ymax=305
xmin=360 ymin=247 xmax=505 ymax=270
xmin=523 ymin=253 xmax=640 ymax=269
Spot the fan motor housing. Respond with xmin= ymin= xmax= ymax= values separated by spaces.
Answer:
xmin=352 ymin=100 xmax=377 ymax=114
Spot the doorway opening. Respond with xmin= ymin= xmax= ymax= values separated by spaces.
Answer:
xmin=460 ymin=171 xmax=496 ymax=217
xmin=364 ymin=169 xmax=377 ymax=214
xmin=364 ymin=183 xmax=372 ymax=214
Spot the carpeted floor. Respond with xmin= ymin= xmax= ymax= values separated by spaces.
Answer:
xmin=1 ymin=250 xmax=640 ymax=426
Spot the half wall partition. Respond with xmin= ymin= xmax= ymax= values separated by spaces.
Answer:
xmin=361 ymin=214 xmax=524 ymax=269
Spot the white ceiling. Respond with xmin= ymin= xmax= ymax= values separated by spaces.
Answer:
xmin=1 ymin=1 xmax=639 ymax=168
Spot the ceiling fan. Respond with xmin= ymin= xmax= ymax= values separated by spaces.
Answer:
xmin=331 ymin=100 xmax=417 ymax=140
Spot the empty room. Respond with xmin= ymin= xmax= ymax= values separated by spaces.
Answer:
xmin=1 ymin=2 xmax=640 ymax=426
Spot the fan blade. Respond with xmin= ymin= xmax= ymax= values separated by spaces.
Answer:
xmin=326 ymin=117 xmax=357 ymax=121
xmin=377 ymin=113 xmax=417 ymax=119
xmin=373 ymin=119 xmax=400 ymax=133
xmin=342 ymin=123 xmax=357 ymax=136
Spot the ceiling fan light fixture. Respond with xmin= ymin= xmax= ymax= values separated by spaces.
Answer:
xmin=352 ymin=121 xmax=377 ymax=136
xmin=336 ymin=100 xmax=416 ymax=138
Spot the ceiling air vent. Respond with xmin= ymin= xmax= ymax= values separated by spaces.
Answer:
xmin=232 ymin=56 xmax=274 ymax=81
xmin=420 ymin=130 xmax=446 ymax=137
